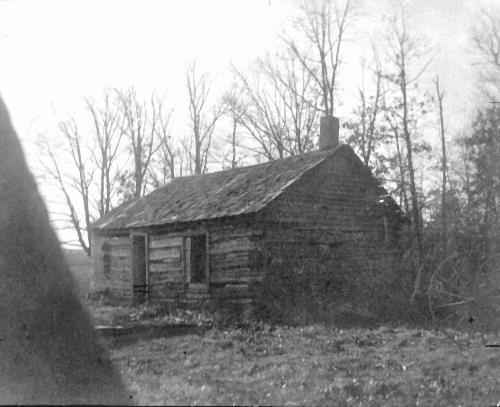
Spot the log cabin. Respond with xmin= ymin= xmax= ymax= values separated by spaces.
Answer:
xmin=90 ymin=116 xmax=408 ymax=306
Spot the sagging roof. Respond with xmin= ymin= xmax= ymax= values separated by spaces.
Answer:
xmin=93 ymin=145 xmax=351 ymax=231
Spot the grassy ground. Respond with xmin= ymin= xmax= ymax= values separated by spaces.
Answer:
xmin=109 ymin=323 xmax=500 ymax=406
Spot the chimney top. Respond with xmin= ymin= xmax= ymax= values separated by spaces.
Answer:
xmin=319 ymin=115 xmax=339 ymax=150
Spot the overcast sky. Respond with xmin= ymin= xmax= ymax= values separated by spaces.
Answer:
xmin=0 ymin=0 xmax=493 ymax=245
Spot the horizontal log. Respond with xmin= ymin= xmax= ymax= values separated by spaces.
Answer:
xmin=149 ymin=283 xmax=184 ymax=299
xmin=149 ymin=261 xmax=182 ymax=272
xmin=149 ymin=274 xmax=184 ymax=284
xmin=187 ymin=283 xmax=208 ymax=292
xmin=108 ymin=263 xmax=131 ymax=272
xmin=210 ymin=268 xmax=263 ymax=284
xmin=149 ymin=247 xmax=181 ymax=261
xmin=149 ymin=236 xmax=182 ymax=249
xmin=149 ymin=267 xmax=183 ymax=278
xmin=109 ymin=252 xmax=130 ymax=261
xmin=107 ymin=264 xmax=131 ymax=273
xmin=211 ymin=251 xmax=250 ymax=269
xmin=185 ymin=292 xmax=210 ymax=300
xmin=210 ymin=237 xmax=253 ymax=254
xmin=210 ymin=229 xmax=263 ymax=243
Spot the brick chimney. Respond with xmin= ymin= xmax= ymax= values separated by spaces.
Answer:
xmin=319 ymin=115 xmax=339 ymax=150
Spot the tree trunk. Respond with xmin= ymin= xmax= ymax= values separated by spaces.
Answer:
xmin=435 ymin=77 xmax=447 ymax=256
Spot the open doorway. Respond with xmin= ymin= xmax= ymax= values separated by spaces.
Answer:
xmin=185 ymin=233 xmax=208 ymax=286
xmin=131 ymin=234 xmax=148 ymax=304
xmin=190 ymin=234 xmax=207 ymax=284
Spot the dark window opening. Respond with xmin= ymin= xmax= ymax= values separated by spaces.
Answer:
xmin=190 ymin=234 xmax=207 ymax=284
xmin=131 ymin=234 xmax=148 ymax=304
xmin=102 ymin=241 xmax=111 ymax=277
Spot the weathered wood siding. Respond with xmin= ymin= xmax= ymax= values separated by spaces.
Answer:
xmin=147 ymin=235 xmax=184 ymax=300
xmin=144 ymin=225 xmax=263 ymax=302
xmin=209 ymin=226 xmax=263 ymax=285
xmin=91 ymin=232 xmax=132 ymax=302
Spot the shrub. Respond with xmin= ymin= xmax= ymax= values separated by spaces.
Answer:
xmin=252 ymin=243 xmax=409 ymax=326
xmin=205 ymin=298 xmax=253 ymax=328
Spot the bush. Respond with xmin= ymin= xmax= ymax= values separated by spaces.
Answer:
xmin=252 ymin=244 xmax=410 ymax=326
xmin=205 ymin=299 xmax=253 ymax=328
xmin=425 ymin=251 xmax=500 ymax=333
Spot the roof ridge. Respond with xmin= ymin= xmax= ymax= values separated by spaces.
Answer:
xmin=163 ymin=147 xmax=338 ymax=183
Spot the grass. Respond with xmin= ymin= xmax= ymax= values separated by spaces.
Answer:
xmin=89 ymin=304 xmax=214 ymax=327
xmin=108 ymin=323 xmax=500 ymax=406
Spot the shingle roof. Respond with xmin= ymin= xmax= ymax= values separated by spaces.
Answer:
xmin=93 ymin=145 xmax=351 ymax=230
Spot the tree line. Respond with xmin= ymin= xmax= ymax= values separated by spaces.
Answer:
xmin=39 ymin=0 xmax=500 ymax=326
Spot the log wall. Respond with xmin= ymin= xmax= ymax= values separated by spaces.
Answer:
xmin=209 ymin=226 xmax=263 ymax=285
xmin=147 ymin=235 xmax=184 ymax=300
xmin=91 ymin=232 xmax=132 ymax=302
xmin=257 ymin=151 xmax=405 ymax=261
xmin=92 ymin=224 xmax=265 ymax=304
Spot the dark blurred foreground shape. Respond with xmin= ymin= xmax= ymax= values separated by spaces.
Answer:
xmin=0 ymin=96 xmax=129 ymax=404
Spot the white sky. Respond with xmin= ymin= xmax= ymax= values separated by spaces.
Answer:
xmin=0 ymin=0 xmax=492 ymax=246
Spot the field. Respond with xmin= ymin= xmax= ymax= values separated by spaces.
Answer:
xmin=108 ymin=323 xmax=500 ymax=406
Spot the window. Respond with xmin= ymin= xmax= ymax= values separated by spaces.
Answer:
xmin=184 ymin=232 xmax=209 ymax=286
xmin=101 ymin=242 xmax=111 ymax=277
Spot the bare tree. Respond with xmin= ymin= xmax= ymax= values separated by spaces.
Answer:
xmin=233 ymin=66 xmax=289 ymax=160
xmin=261 ymin=55 xmax=319 ymax=154
xmin=284 ymin=0 xmax=357 ymax=115
xmin=117 ymin=87 xmax=161 ymax=197
xmin=149 ymin=96 xmax=176 ymax=187
xmin=434 ymin=76 xmax=448 ymax=255
xmin=346 ymin=47 xmax=384 ymax=169
xmin=472 ymin=7 xmax=500 ymax=98
xmin=40 ymin=119 xmax=95 ymax=255
xmin=85 ymin=91 xmax=124 ymax=217
xmin=185 ymin=61 xmax=226 ymax=175
xmin=222 ymin=89 xmax=246 ymax=169
xmin=383 ymin=4 xmax=433 ymax=304
xmin=232 ymin=53 xmax=319 ymax=161
xmin=384 ymin=104 xmax=409 ymax=214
